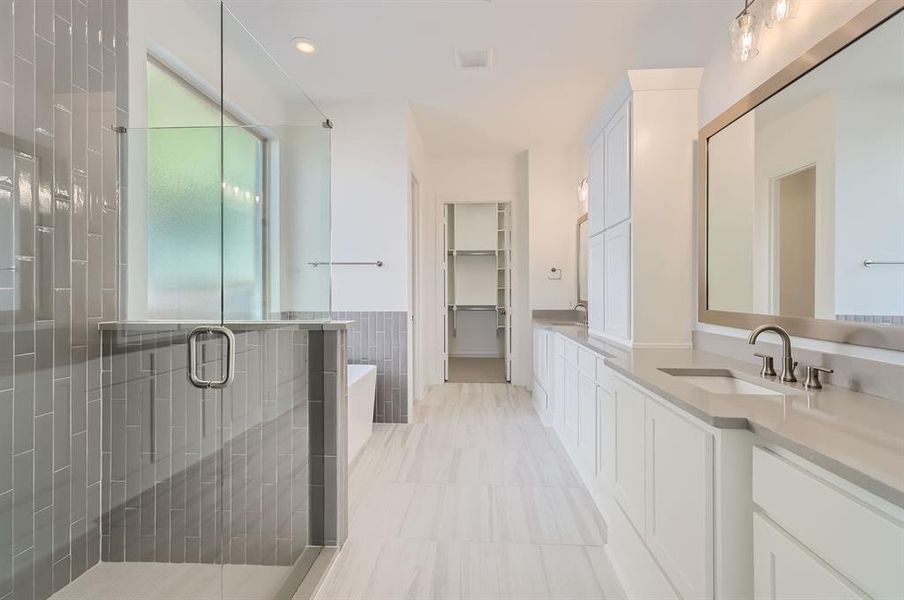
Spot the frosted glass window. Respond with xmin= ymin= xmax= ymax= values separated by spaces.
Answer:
xmin=146 ymin=59 xmax=265 ymax=319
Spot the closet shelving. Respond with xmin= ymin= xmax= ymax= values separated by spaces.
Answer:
xmin=443 ymin=202 xmax=512 ymax=382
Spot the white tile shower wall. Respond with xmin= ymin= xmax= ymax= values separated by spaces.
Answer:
xmin=332 ymin=312 xmax=407 ymax=424
xmin=0 ymin=0 xmax=128 ymax=598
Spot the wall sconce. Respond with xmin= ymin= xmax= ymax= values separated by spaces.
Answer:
xmin=729 ymin=0 xmax=795 ymax=62
xmin=577 ymin=178 xmax=589 ymax=211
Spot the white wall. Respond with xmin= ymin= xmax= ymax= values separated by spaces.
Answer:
xmin=707 ymin=112 xmax=755 ymax=313
xmin=407 ymin=107 xmax=434 ymax=406
xmin=834 ymin=71 xmax=904 ymax=316
xmin=427 ymin=154 xmax=531 ymax=386
xmin=753 ymin=93 xmax=835 ymax=318
xmin=698 ymin=0 xmax=872 ymax=127
xmin=527 ymin=146 xmax=586 ymax=311
xmin=327 ymin=100 xmax=410 ymax=312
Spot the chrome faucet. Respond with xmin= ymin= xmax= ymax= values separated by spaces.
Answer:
xmin=747 ymin=324 xmax=798 ymax=383
xmin=574 ymin=303 xmax=588 ymax=325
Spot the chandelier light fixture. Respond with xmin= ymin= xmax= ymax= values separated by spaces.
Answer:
xmin=729 ymin=0 xmax=796 ymax=62
xmin=764 ymin=0 xmax=797 ymax=27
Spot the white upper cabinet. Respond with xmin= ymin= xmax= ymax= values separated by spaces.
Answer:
xmin=603 ymin=100 xmax=631 ymax=229
xmin=583 ymin=68 xmax=701 ymax=348
xmin=588 ymin=135 xmax=605 ymax=237
xmin=603 ymin=221 xmax=631 ymax=343
xmin=587 ymin=233 xmax=604 ymax=336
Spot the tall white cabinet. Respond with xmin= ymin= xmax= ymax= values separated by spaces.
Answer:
xmin=585 ymin=68 xmax=701 ymax=347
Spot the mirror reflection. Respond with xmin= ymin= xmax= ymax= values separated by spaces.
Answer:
xmin=706 ymin=11 xmax=904 ymax=326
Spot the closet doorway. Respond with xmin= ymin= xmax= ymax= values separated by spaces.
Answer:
xmin=443 ymin=202 xmax=513 ymax=383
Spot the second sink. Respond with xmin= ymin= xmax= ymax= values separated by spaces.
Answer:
xmin=658 ymin=368 xmax=790 ymax=396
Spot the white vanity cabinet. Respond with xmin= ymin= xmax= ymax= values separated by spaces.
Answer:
xmin=752 ymin=447 xmax=904 ymax=600
xmin=645 ymin=398 xmax=714 ymax=600
xmin=584 ymin=68 xmax=700 ymax=347
xmin=753 ymin=513 xmax=863 ymax=600
xmin=532 ymin=328 xmax=549 ymax=422
xmin=532 ymin=329 xmax=751 ymax=600
xmin=613 ymin=376 xmax=647 ymax=536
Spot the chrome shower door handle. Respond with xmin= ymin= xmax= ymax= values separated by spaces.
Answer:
xmin=187 ymin=325 xmax=236 ymax=389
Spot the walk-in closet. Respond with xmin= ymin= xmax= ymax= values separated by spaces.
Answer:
xmin=443 ymin=202 xmax=512 ymax=383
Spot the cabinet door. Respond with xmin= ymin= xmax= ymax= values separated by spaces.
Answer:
xmin=588 ymin=135 xmax=605 ymax=236
xmin=533 ymin=329 xmax=548 ymax=391
xmin=587 ymin=233 xmax=604 ymax=335
xmin=603 ymin=99 xmax=631 ymax=228
xmin=646 ymin=399 xmax=714 ymax=600
xmin=564 ymin=360 xmax=580 ymax=453
xmin=578 ymin=371 xmax=597 ymax=478
xmin=753 ymin=513 xmax=864 ymax=600
xmin=553 ymin=354 xmax=566 ymax=437
xmin=603 ymin=221 xmax=631 ymax=342
xmin=596 ymin=385 xmax=614 ymax=484
xmin=613 ymin=377 xmax=645 ymax=536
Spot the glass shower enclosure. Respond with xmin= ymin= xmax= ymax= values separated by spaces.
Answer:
xmin=1 ymin=0 xmax=334 ymax=599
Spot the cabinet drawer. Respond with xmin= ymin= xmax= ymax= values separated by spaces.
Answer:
xmin=754 ymin=513 xmax=863 ymax=600
xmin=578 ymin=348 xmax=596 ymax=376
xmin=753 ymin=447 xmax=904 ymax=599
xmin=565 ymin=341 xmax=579 ymax=365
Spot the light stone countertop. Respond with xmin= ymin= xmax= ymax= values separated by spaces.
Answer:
xmin=533 ymin=319 xmax=904 ymax=509
xmin=98 ymin=319 xmax=353 ymax=332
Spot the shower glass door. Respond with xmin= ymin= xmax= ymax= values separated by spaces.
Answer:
xmin=106 ymin=0 xmax=231 ymax=598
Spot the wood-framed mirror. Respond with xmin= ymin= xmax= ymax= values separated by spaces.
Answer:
xmin=698 ymin=1 xmax=904 ymax=351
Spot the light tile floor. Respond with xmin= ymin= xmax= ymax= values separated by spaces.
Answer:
xmin=314 ymin=383 xmax=627 ymax=600
xmin=446 ymin=358 xmax=508 ymax=384
xmin=50 ymin=562 xmax=292 ymax=600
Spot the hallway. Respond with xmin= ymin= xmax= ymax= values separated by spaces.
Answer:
xmin=314 ymin=384 xmax=625 ymax=599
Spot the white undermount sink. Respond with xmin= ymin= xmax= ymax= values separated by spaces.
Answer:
xmin=658 ymin=368 xmax=788 ymax=396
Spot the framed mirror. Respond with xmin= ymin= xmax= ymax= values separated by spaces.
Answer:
xmin=699 ymin=3 xmax=904 ymax=351
xmin=577 ymin=214 xmax=589 ymax=305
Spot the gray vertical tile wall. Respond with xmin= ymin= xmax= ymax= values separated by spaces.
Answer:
xmin=309 ymin=328 xmax=347 ymax=547
xmin=100 ymin=326 xmax=313 ymax=567
xmin=332 ymin=312 xmax=407 ymax=424
xmin=0 ymin=0 xmax=126 ymax=598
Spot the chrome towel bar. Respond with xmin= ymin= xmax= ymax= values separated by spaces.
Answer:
xmin=863 ymin=260 xmax=904 ymax=267
xmin=308 ymin=260 xmax=383 ymax=267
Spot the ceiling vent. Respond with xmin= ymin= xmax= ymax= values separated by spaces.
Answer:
xmin=455 ymin=48 xmax=493 ymax=70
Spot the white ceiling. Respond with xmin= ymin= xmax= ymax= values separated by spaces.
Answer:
xmin=225 ymin=1 xmax=738 ymax=157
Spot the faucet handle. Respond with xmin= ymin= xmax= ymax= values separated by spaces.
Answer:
xmin=803 ymin=365 xmax=833 ymax=390
xmin=753 ymin=353 xmax=777 ymax=378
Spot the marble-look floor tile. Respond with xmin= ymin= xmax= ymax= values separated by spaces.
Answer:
xmin=316 ymin=382 xmax=625 ymax=600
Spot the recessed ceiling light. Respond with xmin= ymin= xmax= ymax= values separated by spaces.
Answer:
xmin=293 ymin=38 xmax=317 ymax=54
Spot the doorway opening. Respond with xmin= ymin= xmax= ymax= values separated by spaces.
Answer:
xmin=771 ymin=165 xmax=817 ymax=318
xmin=443 ymin=202 xmax=512 ymax=383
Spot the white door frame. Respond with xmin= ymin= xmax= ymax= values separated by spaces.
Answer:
xmin=410 ymin=173 xmax=420 ymax=406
